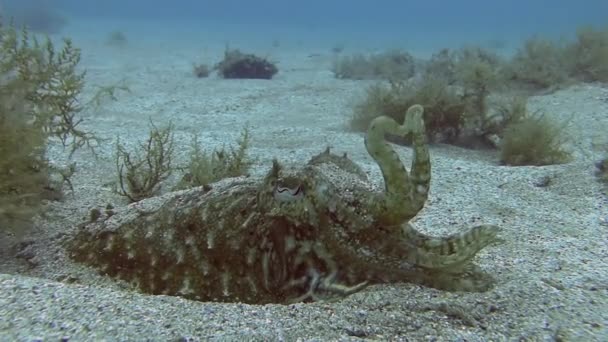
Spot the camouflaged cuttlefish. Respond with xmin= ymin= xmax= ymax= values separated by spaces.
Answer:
xmin=68 ymin=105 xmax=501 ymax=304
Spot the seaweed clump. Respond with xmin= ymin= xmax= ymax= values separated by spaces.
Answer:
xmin=503 ymin=37 xmax=568 ymax=91
xmin=350 ymin=78 xmax=465 ymax=144
xmin=453 ymin=47 xmax=503 ymax=141
xmin=0 ymin=22 xmax=92 ymax=233
xmin=503 ymin=26 xmax=608 ymax=91
xmin=564 ymin=26 xmax=608 ymax=83
xmin=424 ymin=48 xmax=458 ymax=84
xmin=350 ymin=46 xmax=507 ymax=147
xmin=114 ymin=121 xmax=175 ymax=202
xmin=350 ymin=48 xmax=502 ymax=147
xmin=216 ymin=49 xmax=278 ymax=79
xmin=174 ymin=127 xmax=252 ymax=190
xmin=0 ymin=78 xmax=49 ymax=232
xmin=332 ymin=50 xmax=416 ymax=80
xmin=114 ymin=122 xmax=253 ymax=201
xmin=499 ymin=105 xmax=571 ymax=166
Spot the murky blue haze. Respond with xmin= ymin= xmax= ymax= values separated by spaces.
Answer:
xmin=4 ymin=0 xmax=608 ymax=54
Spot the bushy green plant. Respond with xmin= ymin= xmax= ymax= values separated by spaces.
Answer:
xmin=1 ymin=23 xmax=95 ymax=154
xmin=504 ymin=37 xmax=568 ymax=90
xmin=0 ymin=78 xmax=49 ymax=232
xmin=350 ymin=77 xmax=467 ymax=144
xmin=174 ymin=127 xmax=252 ymax=190
xmin=454 ymin=47 xmax=503 ymax=130
xmin=424 ymin=48 xmax=457 ymax=84
xmin=411 ymin=76 xmax=467 ymax=141
xmin=332 ymin=50 xmax=416 ymax=80
xmin=0 ymin=22 xmax=91 ymax=233
xmin=487 ymin=96 xmax=529 ymax=135
xmin=564 ymin=26 xmax=608 ymax=82
xmin=500 ymin=26 xmax=608 ymax=90
xmin=350 ymin=80 xmax=412 ymax=132
xmin=499 ymin=111 xmax=570 ymax=166
xmin=115 ymin=121 xmax=175 ymax=202
xmin=414 ymin=46 xmax=505 ymax=145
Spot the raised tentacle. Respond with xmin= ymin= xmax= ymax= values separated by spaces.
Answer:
xmin=364 ymin=104 xmax=430 ymax=225
xmin=363 ymin=104 xmax=500 ymax=272
xmin=406 ymin=108 xmax=431 ymax=209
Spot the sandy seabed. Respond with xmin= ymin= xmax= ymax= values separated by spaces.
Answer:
xmin=0 ymin=22 xmax=607 ymax=341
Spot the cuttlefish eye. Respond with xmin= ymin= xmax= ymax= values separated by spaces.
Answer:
xmin=273 ymin=179 xmax=305 ymax=202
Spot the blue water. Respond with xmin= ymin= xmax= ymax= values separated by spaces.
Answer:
xmin=4 ymin=0 xmax=608 ymax=53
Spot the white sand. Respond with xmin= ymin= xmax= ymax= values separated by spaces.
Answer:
xmin=0 ymin=23 xmax=607 ymax=341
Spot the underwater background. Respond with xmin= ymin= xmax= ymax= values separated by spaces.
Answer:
xmin=1 ymin=0 xmax=608 ymax=341
xmin=5 ymin=0 xmax=608 ymax=53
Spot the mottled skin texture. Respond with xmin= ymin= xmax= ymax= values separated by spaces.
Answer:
xmin=68 ymin=105 xmax=501 ymax=304
xmin=364 ymin=103 xmax=430 ymax=226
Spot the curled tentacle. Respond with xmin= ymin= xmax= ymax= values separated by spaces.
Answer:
xmin=398 ymin=223 xmax=501 ymax=270
xmin=362 ymin=104 xmax=500 ymax=275
xmin=364 ymin=104 xmax=430 ymax=226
